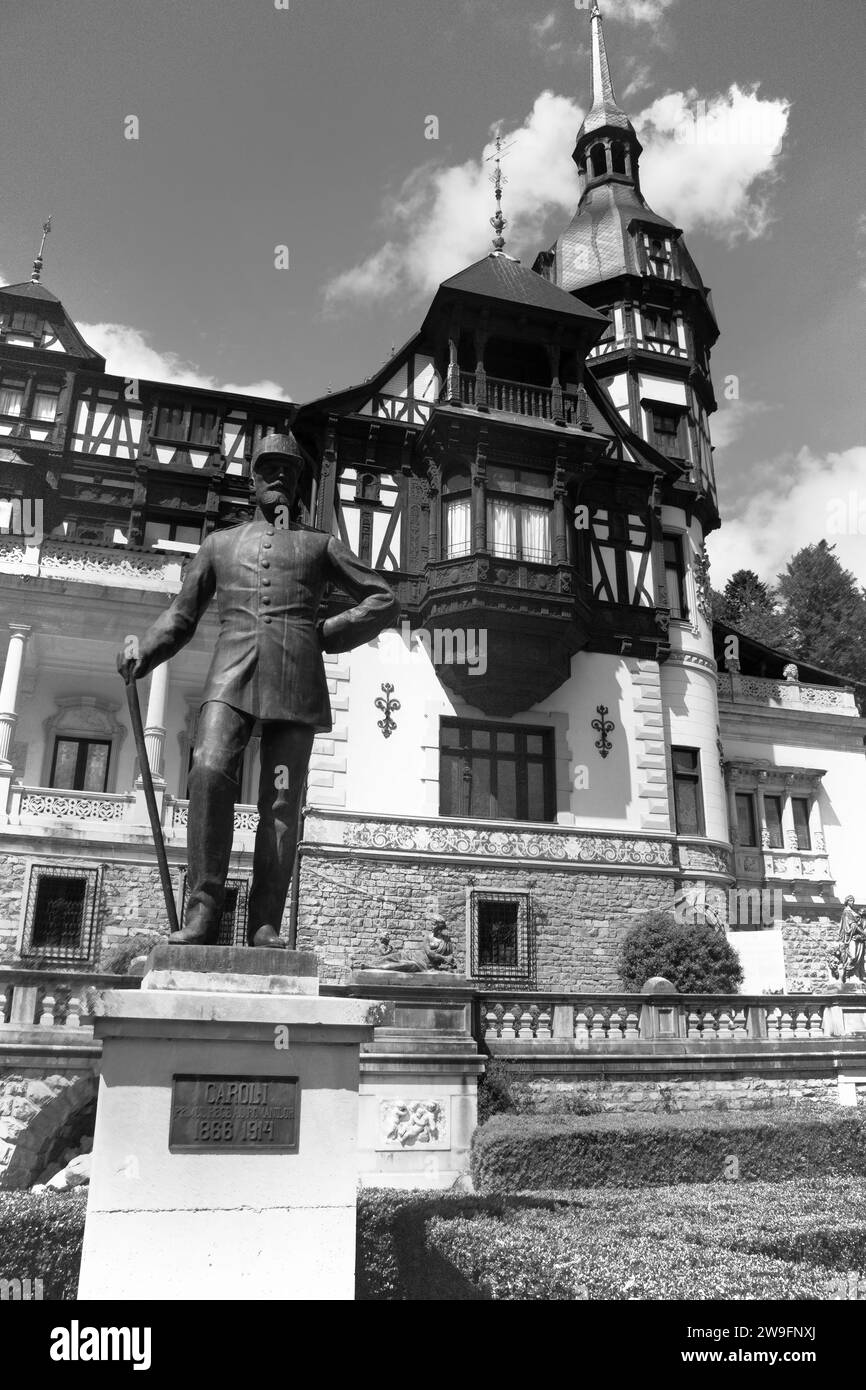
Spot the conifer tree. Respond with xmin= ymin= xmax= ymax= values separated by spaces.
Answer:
xmin=777 ymin=541 xmax=866 ymax=684
xmin=712 ymin=568 xmax=791 ymax=649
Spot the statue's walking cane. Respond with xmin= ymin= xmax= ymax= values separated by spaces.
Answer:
xmin=121 ymin=635 xmax=180 ymax=935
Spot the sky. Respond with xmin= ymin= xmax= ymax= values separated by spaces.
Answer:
xmin=1 ymin=0 xmax=864 ymax=589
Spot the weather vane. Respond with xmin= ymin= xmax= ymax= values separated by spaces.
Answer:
xmin=485 ymin=130 xmax=515 ymax=254
xmin=31 ymin=216 xmax=52 ymax=284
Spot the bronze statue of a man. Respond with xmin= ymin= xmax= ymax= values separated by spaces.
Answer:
xmin=118 ymin=432 xmax=399 ymax=947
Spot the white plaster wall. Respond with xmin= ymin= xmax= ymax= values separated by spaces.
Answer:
xmin=638 ymin=375 xmax=688 ymax=406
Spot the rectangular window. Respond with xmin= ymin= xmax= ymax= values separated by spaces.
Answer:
xmin=672 ymin=747 xmax=704 ymax=836
xmin=735 ymin=793 xmax=758 ymax=847
xmin=791 ymin=796 xmax=812 ymax=851
xmin=10 ymin=311 xmax=40 ymax=334
xmin=663 ymin=533 xmax=688 ymax=620
xmin=155 ymin=405 xmax=188 ymax=439
xmin=0 ymin=380 xmax=25 ymax=417
xmin=763 ymin=794 xmax=784 ymax=849
xmin=33 ymin=385 xmax=61 ymax=422
xmin=440 ymin=720 xmax=555 ymax=823
xmin=189 ymin=409 xmax=218 ymax=446
xmin=21 ymin=865 xmax=100 ymax=965
xmin=644 ymin=309 xmax=675 ymax=342
xmin=143 ymin=520 xmax=202 ymax=549
xmin=470 ymin=891 xmax=534 ymax=985
xmin=445 ymin=498 xmax=471 ymax=558
xmin=652 ymin=408 xmax=680 ymax=436
xmin=50 ymin=738 xmax=111 ymax=793
xmin=487 ymin=499 xmax=551 ymax=563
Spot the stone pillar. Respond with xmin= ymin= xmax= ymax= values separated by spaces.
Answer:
xmin=0 ymin=624 xmax=30 ymax=769
xmin=141 ymin=662 xmax=169 ymax=787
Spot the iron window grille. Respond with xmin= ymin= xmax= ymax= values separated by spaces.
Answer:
xmin=21 ymin=864 xmax=101 ymax=965
xmin=469 ymin=891 xmax=535 ymax=987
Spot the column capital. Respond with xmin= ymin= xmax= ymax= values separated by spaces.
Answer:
xmin=7 ymin=624 xmax=32 ymax=638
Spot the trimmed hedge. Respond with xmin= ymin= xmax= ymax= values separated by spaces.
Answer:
xmin=471 ymin=1107 xmax=866 ymax=1192
xmin=618 ymin=910 xmax=743 ymax=993
xmin=0 ymin=1191 xmax=86 ymax=1300
xmin=358 ymin=1176 xmax=866 ymax=1299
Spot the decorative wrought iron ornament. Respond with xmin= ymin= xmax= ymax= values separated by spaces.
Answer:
xmin=375 ymin=682 xmax=401 ymax=739
xmin=592 ymin=704 xmax=614 ymax=758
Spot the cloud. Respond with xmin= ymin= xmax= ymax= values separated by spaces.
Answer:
xmin=635 ymin=85 xmax=790 ymax=241
xmin=323 ymin=82 xmax=790 ymax=311
xmin=710 ymin=398 xmax=773 ymax=453
xmin=707 ymin=446 xmax=866 ymax=588
xmin=78 ymin=322 xmax=291 ymax=400
xmin=604 ymin=0 xmax=678 ymax=22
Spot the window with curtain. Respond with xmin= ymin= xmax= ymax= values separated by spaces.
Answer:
xmin=486 ymin=465 xmax=551 ymax=563
xmin=445 ymin=498 xmax=471 ymax=558
xmin=33 ymin=384 xmax=61 ymax=421
xmin=0 ymin=380 xmax=25 ymax=416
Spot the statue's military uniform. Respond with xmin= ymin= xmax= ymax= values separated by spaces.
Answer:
xmin=136 ymin=504 xmax=399 ymax=943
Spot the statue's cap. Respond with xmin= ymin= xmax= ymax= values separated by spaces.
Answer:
xmin=251 ymin=431 xmax=306 ymax=473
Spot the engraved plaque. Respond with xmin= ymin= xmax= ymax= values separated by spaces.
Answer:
xmin=169 ymin=1074 xmax=299 ymax=1153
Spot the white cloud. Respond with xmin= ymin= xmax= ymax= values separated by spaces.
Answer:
xmin=636 ymin=85 xmax=790 ymax=241
xmin=604 ymin=0 xmax=678 ymax=22
xmin=323 ymin=82 xmax=790 ymax=311
xmin=710 ymin=398 xmax=772 ymax=453
xmin=79 ymin=322 xmax=291 ymax=400
xmin=708 ymin=446 xmax=866 ymax=588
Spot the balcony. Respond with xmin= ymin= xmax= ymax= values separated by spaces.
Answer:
xmin=718 ymin=672 xmax=859 ymax=716
xmin=442 ymin=371 xmax=591 ymax=427
xmin=7 ymin=787 xmax=259 ymax=839
xmin=0 ymin=537 xmax=186 ymax=594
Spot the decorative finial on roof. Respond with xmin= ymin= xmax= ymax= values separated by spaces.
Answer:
xmin=590 ymin=1 xmax=617 ymax=111
xmin=31 ymin=217 xmax=51 ymax=283
xmin=486 ymin=131 xmax=515 ymax=256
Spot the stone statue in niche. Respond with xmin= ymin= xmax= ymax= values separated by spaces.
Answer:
xmin=829 ymin=897 xmax=866 ymax=985
xmin=364 ymin=917 xmax=456 ymax=972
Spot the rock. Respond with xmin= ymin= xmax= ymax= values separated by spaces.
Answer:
xmin=45 ymin=1152 xmax=91 ymax=1190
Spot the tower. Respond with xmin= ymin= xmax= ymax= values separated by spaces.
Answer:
xmin=535 ymin=0 xmax=720 ymax=532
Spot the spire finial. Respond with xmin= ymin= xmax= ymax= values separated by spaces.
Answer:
xmin=31 ymin=216 xmax=51 ymax=283
xmin=590 ymin=1 xmax=617 ymax=111
xmin=486 ymin=130 xmax=515 ymax=255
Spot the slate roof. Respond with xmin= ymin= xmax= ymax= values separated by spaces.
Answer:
xmin=440 ymin=253 xmax=609 ymax=326
xmin=0 ymin=281 xmax=62 ymax=302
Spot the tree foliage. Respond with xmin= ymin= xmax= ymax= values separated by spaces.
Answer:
xmin=777 ymin=541 xmax=866 ymax=686
xmin=711 ymin=568 xmax=791 ymax=649
xmin=617 ymin=911 xmax=744 ymax=994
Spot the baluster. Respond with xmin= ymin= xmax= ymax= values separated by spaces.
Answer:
xmin=766 ymin=1007 xmax=781 ymax=1040
xmin=490 ymin=1003 xmax=504 ymax=1039
xmin=625 ymin=1008 xmax=640 ymax=1041
xmin=503 ymin=1004 xmax=520 ymax=1040
xmin=0 ymin=983 xmax=10 ymax=1025
xmin=731 ymin=1008 xmax=748 ymax=1040
xmin=687 ymin=1009 xmax=702 ymax=1039
xmin=717 ymin=1008 xmax=733 ymax=1040
xmin=809 ymin=1007 xmax=824 ymax=1036
xmin=779 ymin=1008 xmax=794 ymax=1040
xmin=39 ymin=988 xmax=57 ymax=1027
xmin=536 ymin=1007 xmax=552 ymax=1040
xmin=613 ymin=1005 xmax=628 ymax=1041
xmin=575 ymin=1006 xmax=590 ymax=1042
xmin=65 ymin=990 xmax=82 ymax=1028
xmin=794 ymin=1009 xmax=810 ymax=1040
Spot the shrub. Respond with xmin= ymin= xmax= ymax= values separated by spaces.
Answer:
xmin=477 ymin=1057 xmax=518 ymax=1123
xmin=471 ymin=1107 xmax=866 ymax=1193
xmin=0 ymin=1191 xmax=86 ymax=1300
xmin=618 ymin=910 xmax=744 ymax=993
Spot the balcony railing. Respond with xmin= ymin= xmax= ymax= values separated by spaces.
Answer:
xmin=0 ymin=968 xmax=140 ymax=1035
xmin=9 ymin=788 xmax=259 ymax=836
xmin=443 ymin=372 xmax=587 ymax=425
xmin=718 ymin=672 xmax=858 ymax=716
xmin=478 ymin=992 xmax=863 ymax=1045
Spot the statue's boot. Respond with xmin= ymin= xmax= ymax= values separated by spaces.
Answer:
xmin=249 ymin=924 xmax=286 ymax=949
xmin=170 ymin=904 xmax=219 ymax=946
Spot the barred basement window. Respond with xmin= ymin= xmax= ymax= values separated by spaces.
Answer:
xmin=179 ymin=872 xmax=249 ymax=947
xmin=21 ymin=865 xmax=100 ymax=964
xmin=469 ymin=891 xmax=534 ymax=985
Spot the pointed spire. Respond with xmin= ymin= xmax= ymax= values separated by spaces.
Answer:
xmin=577 ymin=2 xmax=634 ymax=140
xmin=31 ymin=217 xmax=51 ymax=283
xmin=590 ymin=1 xmax=617 ymax=113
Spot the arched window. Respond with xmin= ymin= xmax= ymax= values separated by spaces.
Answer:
xmin=611 ymin=142 xmax=627 ymax=175
xmin=590 ymin=143 xmax=607 ymax=178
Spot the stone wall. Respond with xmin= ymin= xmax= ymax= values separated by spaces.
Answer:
xmin=505 ymin=1073 xmax=849 ymax=1115
xmin=296 ymin=850 xmax=676 ymax=986
xmin=781 ymin=916 xmax=840 ymax=993
xmin=0 ymin=1070 xmax=97 ymax=1189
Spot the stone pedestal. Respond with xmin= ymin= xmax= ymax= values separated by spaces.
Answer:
xmin=345 ymin=973 xmax=484 ymax=1191
xmin=78 ymin=947 xmax=378 ymax=1301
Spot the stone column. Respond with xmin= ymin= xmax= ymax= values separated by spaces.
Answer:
xmin=0 ymin=624 xmax=31 ymax=769
xmin=141 ymin=662 xmax=169 ymax=787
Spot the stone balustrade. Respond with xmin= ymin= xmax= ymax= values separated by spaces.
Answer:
xmin=717 ymin=672 xmax=859 ymax=716
xmin=0 ymin=537 xmax=186 ymax=593
xmin=0 ymin=968 xmax=139 ymax=1035
xmin=478 ymin=991 xmax=862 ymax=1044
